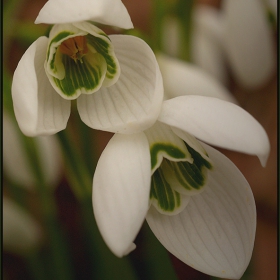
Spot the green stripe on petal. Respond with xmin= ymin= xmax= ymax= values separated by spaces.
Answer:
xmin=47 ymin=51 xmax=107 ymax=99
xmin=73 ymin=21 xmax=120 ymax=87
xmin=46 ymin=24 xmax=88 ymax=79
xmin=150 ymin=166 xmax=190 ymax=215
xmin=163 ymin=142 xmax=212 ymax=196
xmin=186 ymin=142 xmax=212 ymax=170
xmin=47 ymin=31 xmax=73 ymax=73
xmin=171 ymin=127 xmax=213 ymax=165
xmin=145 ymin=122 xmax=193 ymax=173
xmin=150 ymin=143 xmax=187 ymax=171
xmin=87 ymin=34 xmax=120 ymax=86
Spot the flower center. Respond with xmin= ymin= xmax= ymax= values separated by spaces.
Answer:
xmin=59 ymin=36 xmax=88 ymax=63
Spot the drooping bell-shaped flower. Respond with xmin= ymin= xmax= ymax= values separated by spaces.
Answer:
xmin=222 ymin=0 xmax=276 ymax=88
xmin=12 ymin=0 xmax=163 ymax=136
xmin=3 ymin=197 xmax=42 ymax=255
xmin=191 ymin=6 xmax=228 ymax=84
xmin=3 ymin=111 xmax=62 ymax=190
xmin=191 ymin=0 xmax=276 ymax=88
xmin=92 ymin=55 xmax=270 ymax=278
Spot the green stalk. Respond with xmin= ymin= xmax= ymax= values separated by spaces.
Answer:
xmin=57 ymin=129 xmax=92 ymax=200
xmin=128 ymin=222 xmax=178 ymax=280
xmin=22 ymin=136 xmax=75 ymax=280
xmin=3 ymin=0 xmax=24 ymax=56
xmin=151 ymin=0 xmax=171 ymax=52
xmin=57 ymin=126 xmax=139 ymax=279
xmin=81 ymin=197 xmax=139 ymax=279
xmin=175 ymin=0 xmax=195 ymax=62
xmin=26 ymin=250 xmax=49 ymax=280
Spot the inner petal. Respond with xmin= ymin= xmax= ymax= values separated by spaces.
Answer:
xmin=46 ymin=46 xmax=107 ymax=100
xmin=150 ymin=167 xmax=190 ymax=215
xmin=163 ymin=143 xmax=212 ymax=196
xmin=145 ymin=122 xmax=193 ymax=173
xmin=73 ymin=21 xmax=121 ymax=87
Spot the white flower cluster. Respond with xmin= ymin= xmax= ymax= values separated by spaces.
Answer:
xmin=11 ymin=0 xmax=271 ymax=278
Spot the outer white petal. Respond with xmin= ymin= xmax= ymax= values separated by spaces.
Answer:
xmin=93 ymin=132 xmax=151 ymax=257
xmin=222 ymin=0 xmax=275 ymax=88
xmin=146 ymin=143 xmax=256 ymax=279
xmin=3 ymin=197 xmax=42 ymax=255
xmin=157 ymin=54 xmax=237 ymax=103
xmin=35 ymin=0 xmax=133 ymax=29
xmin=158 ymin=95 xmax=270 ymax=166
xmin=12 ymin=37 xmax=71 ymax=136
xmin=192 ymin=6 xmax=228 ymax=84
xmin=78 ymin=35 xmax=164 ymax=134
xmin=3 ymin=112 xmax=62 ymax=190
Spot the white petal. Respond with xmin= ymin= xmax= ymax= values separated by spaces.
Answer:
xmin=35 ymin=0 xmax=133 ymax=29
xmin=93 ymin=132 xmax=151 ymax=257
xmin=222 ymin=0 xmax=275 ymax=88
xmin=12 ymin=37 xmax=71 ymax=136
xmin=157 ymin=54 xmax=237 ymax=103
xmin=158 ymin=95 xmax=270 ymax=166
xmin=3 ymin=197 xmax=42 ymax=255
xmin=146 ymin=143 xmax=256 ymax=279
xmin=3 ymin=112 xmax=62 ymax=189
xmin=192 ymin=6 xmax=228 ymax=84
xmin=78 ymin=35 xmax=164 ymax=134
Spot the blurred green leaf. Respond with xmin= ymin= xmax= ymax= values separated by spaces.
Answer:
xmin=13 ymin=21 xmax=48 ymax=47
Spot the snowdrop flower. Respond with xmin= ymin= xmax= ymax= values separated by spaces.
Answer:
xmin=3 ymin=112 xmax=62 ymax=190
xmin=3 ymin=197 xmax=42 ymax=255
xmin=157 ymin=54 xmax=237 ymax=103
xmin=192 ymin=0 xmax=276 ymax=88
xmin=92 ymin=55 xmax=270 ymax=278
xmin=191 ymin=6 xmax=228 ymax=85
xmin=12 ymin=0 xmax=163 ymax=137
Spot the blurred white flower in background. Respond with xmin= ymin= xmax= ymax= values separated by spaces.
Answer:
xmin=3 ymin=111 xmax=62 ymax=190
xmin=157 ymin=54 xmax=236 ymax=103
xmin=3 ymin=197 xmax=42 ymax=255
xmin=192 ymin=0 xmax=276 ymax=88
xmin=162 ymin=0 xmax=276 ymax=89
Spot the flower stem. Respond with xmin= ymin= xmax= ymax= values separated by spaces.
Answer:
xmin=57 ymin=128 xmax=92 ymax=199
xmin=26 ymin=250 xmax=49 ymax=280
xmin=175 ymin=0 xmax=194 ymax=62
xmin=57 ymin=122 xmax=139 ymax=279
xmin=22 ymin=136 xmax=75 ymax=280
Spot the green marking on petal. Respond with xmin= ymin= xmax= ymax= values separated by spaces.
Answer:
xmin=166 ymin=142 xmax=212 ymax=193
xmin=169 ymin=161 xmax=205 ymax=190
xmin=86 ymin=34 xmax=119 ymax=82
xmin=150 ymin=167 xmax=182 ymax=213
xmin=186 ymin=142 xmax=212 ymax=170
xmin=47 ymin=31 xmax=75 ymax=75
xmin=50 ymin=51 xmax=107 ymax=99
xmin=150 ymin=143 xmax=187 ymax=171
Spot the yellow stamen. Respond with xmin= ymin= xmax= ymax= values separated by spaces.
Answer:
xmin=59 ymin=36 xmax=88 ymax=63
